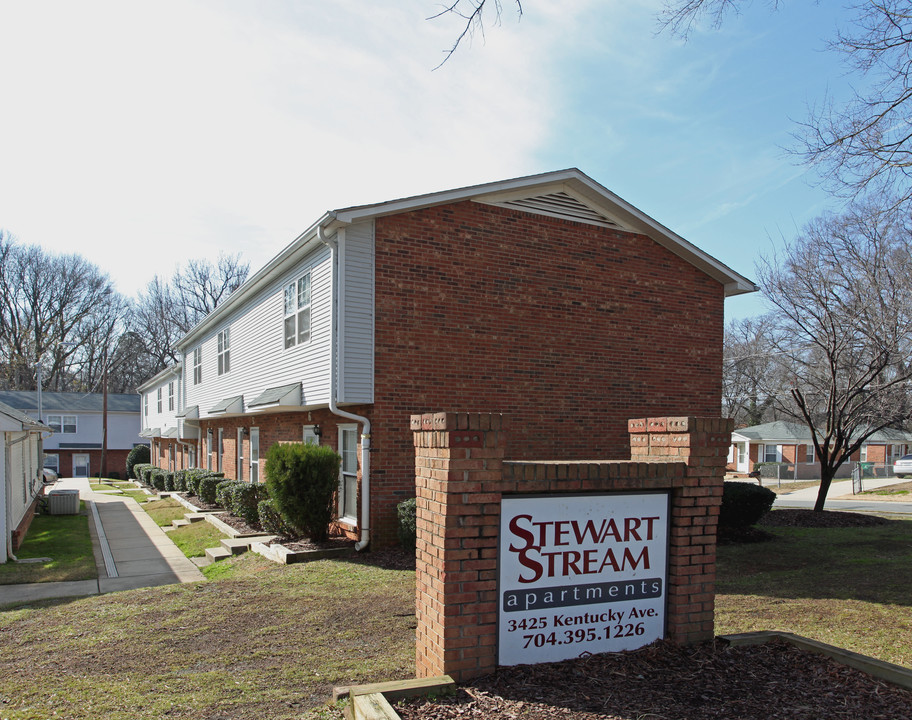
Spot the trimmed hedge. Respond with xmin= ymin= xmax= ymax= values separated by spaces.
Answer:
xmin=719 ymin=481 xmax=776 ymax=529
xmin=198 ymin=474 xmax=227 ymax=505
xmin=264 ymin=442 xmax=340 ymax=542
xmin=126 ymin=444 xmax=151 ymax=479
xmin=216 ymin=479 xmax=246 ymax=509
xmin=258 ymin=498 xmax=294 ymax=539
xmin=228 ymin=482 xmax=270 ymax=526
xmin=397 ymin=498 xmax=417 ymax=548
xmin=133 ymin=464 xmax=153 ymax=485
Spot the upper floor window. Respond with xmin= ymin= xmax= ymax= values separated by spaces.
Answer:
xmin=143 ymin=395 xmax=148 ymax=418
xmin=193 ymin=347 xmax=202 ymax=385
xmin=168 ymin=381 xmax=174 ymax=411
xmin=157 ymin=388 xmax=163 ymax=413
xmin=47 ymin=415 xmax=77 ymax=434
xmin=284 ymin=273 xmax=311 ymax=349
xmin=218 ymin=328 xmax=231 ymax=375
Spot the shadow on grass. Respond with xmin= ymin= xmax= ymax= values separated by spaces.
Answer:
xmin=717 ymin=516 xmax=912 ymax=606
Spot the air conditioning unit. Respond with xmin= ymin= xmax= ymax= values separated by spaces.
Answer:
xmin=47 ymin=489 xmax=80 ymax=515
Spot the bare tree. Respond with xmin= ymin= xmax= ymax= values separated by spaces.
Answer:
xmin=722 ymin=315 xmax=784 ymax=427
xmin=131 ymin=253 xmax=249 ymax=384
xmin=661 ymin=1 xmax=912 ymax=207
xmin=0 ymin=231 xmax=128 ymax=393
xmin=759 ymin=199 xmax=912 ymax=511
xmin=429 ymin=0 xmax=523 ymax=66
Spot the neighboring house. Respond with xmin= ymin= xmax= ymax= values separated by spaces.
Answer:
xmin=727 ymin=420 xmax=912 ymax=478
xmin=139 ymin=168 xmax=756 ymax=547
xmin=0 ymin=400 xmax=49 ymax=561
xmin=0 ymin=391 xmax=144 ymax=478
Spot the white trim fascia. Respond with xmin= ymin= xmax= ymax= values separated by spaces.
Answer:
xmin=137 ymin=363 xmax=183 ymax=393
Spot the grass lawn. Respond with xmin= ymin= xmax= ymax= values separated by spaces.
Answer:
xmin=0 ymin=554 xmax=415 ymax=720
xmin=715 ymin=515 xmax=912 ymax=666
xmin=168 ymin=520 xmax=227 ymax=559
xmin=142 ymin=497 xmax=188 ymax=527
xmin=0 ymin=506 xmax=97 ymax=585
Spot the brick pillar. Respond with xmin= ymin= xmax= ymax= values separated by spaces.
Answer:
xmin=412 ymin=412 xmax=505 ymax=680
xmin=629 ymin=416 xmax=734 ymax=644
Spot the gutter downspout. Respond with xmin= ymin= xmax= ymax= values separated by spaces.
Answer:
xmin=318 ymin=222 xmax=371 ymax=552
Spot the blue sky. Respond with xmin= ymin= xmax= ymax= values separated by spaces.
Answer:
xmin=0 ymin=1 xmax=856 ymax=322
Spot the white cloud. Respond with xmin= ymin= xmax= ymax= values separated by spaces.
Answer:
xmin=0 ymin=0 xmax=575 ymax=296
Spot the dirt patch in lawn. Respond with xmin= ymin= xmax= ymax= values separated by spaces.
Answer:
xmin=395 ymin=639 xmax=912 ymax=720
xmin=842 ymin=480 xmax=912 ymax=501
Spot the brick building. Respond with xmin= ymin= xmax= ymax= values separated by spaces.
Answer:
xmin=139 ymin=169 xmax=755 ymax=547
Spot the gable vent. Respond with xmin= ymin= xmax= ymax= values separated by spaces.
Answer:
xmin=484 ymin=191 xmax=623 ymax=229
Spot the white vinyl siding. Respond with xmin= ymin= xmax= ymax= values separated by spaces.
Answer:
xmin=183 ymin=245 xmax=334 ymax=418
xmin=339 ymin=222 xmax=374 ymax=403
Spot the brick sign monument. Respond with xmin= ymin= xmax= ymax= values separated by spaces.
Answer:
xmin=412 ymin=413 xmax=732 ymax=681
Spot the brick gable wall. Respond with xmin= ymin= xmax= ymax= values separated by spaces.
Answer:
xmin=367 ymin=202 xmax=725 ymax=545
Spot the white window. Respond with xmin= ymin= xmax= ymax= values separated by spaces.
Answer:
xmin=205 ymin=433 xmax=212 ymax=471
xmin=43 ymin=453 xmax=59 ymax=472
xmin=218 ymin=328 xmax=230 ymax=375
xmin=237 ymin=427 xmax=245 ymax=481
xmin=157 ymin=388 xmax=162 ymax=413
xmin=806 ymin=444 xmax=814 ymax=463
xmin=217 ymin=428 xmax=224 ymax=473
xmin=249 ymin=427 xmax=260 ymax=484
xmin=168 ymin=382 xmax=174 ymax=411
xmin=47 ymin=415 xmax=77 ymax=434
xmin=303 ymin=425 xmax=320 ymax=446
xmin=193 ymin=347 xmax=202 ymax=385
xmin=284 ymin=273 xmax=311 ymax=349
xmin=143 ymin=395 xmax=148 ymax=418
xmin=338 ymin=425 xmax=358 ymax=522
xmin=761 ymin=444 xmax=781 ymax=463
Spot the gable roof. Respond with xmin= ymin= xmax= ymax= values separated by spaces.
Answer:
xmin=732 ymin=420 xmax=912 ymax=444
xmin=179 ymin=168 xmax=757 ymax=349
xmin=0 ymin=391 xmax=141 ymax=414
xmin=0 ymin=400 xmax=48 ymax=432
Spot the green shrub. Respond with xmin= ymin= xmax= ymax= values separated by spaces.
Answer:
xmin=397 ymin=498 xmax=417 ymax=548
xmin=126 ymin=444 xmax=151 ymax=479
xmin=132 ymin=464 xmax=151 ymax=485
xmin=719 ymin=482 xmax=776 ymax=529
xmin=198 ymin=473 xmax=227 ymax=505
xmin=216 ymin=479 xmax=245 ymax=509
xmin=173 ymin=469 xmax=188 ymax=492
xmin=258 ymin=498 xmax=294 ymax=539
xmin=139 ymin=465 xmax=157 ymax=486
xmin=228 ymin=483 xmax=269 ymax=526
xmin=150 ymin=469 xmax=167 ymax=492
xmin=109 ymin=471 xmax=120 ymax=480
xmin=265 ymin=443 xmax=341 ymax=542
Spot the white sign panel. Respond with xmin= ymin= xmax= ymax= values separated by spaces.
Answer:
xmin=498 ymin=492 xmax=669 ymax=666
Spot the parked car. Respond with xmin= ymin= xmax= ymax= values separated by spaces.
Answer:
xmin=892 ymin=454 xmax=912 ymax=478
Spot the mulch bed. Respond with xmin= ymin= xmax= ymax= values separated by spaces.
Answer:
xmin=395 ymin=639 xmax=912 ymax=720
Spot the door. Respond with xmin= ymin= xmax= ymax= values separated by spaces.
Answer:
xmin=73 ymin=454 xmax=90 ymax=478
xmin=736 ymin=442 xmax=749 ymax=473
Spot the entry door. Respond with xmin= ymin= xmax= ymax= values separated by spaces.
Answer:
xmin=736 ymin=442 xmax=749 ymax=473
xmin=73 ymin=454 xmax=90 ymax=478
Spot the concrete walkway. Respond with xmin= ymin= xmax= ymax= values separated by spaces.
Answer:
xmin=773 ymin=477 xmax=912 ymax=515
xmin=1 ymin=478 xmax=204 ymax=606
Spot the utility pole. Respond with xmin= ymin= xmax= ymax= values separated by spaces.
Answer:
xmin=101 ymin=349 xmax=108 ymax=478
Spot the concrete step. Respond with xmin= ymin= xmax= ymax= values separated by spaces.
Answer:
xmin=191 ymin=556 xmax=212 ymax=568
xmin=220 ymin=536 xmax=277 ymax=555
xmin=183 ymin=513 xmax=208 ymax=523
xmin=172 ymin=519 xmax=191 ymax=529
xmin=205 ymin=546 xmax=232 ymax=563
